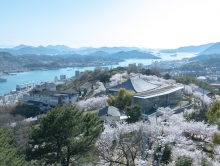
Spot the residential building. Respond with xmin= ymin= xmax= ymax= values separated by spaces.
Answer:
xmin=80 ymin=81 xmax=97 ymax=95
xmin=54 ymin=76 xmax=58 ymax=82
xmin=60 ymin=75 xmax=66 ymax=81
xmin=23 ymin=82 xmax=78 ymax=107
xmin=16 ymin=82 xmax=34 ymax=91
xmin=98 ymin=106 xmax=128 ymax=122
xmin=75 ymin=70 xmax=80 ymax=78
xmin=75 ymin=70 xmax=84 ymax=78
xmin=137 ymin=63 xmax=144 ymax=69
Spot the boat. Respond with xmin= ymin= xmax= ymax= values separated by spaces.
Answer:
xmin=0 ymin=78 xmax=7 ymax=82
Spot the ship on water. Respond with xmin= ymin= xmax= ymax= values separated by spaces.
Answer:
xmin=0 ymin=78 xmax=7 ymax=82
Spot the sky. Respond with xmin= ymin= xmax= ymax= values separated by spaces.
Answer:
xmin=0 ymin=0 xmax=220 ymax=49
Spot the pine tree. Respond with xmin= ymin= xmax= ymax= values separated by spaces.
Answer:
xmin=124 ymin=104 xmax=142 ymax=123
xmin=26 ymin=106 xmax=104 ymax=165
xmin=0 ymin=128 xmax=32 ymax=166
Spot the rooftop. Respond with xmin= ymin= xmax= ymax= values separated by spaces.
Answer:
xmin=98 ymin=106 xmax=126 ymax=117
xmin=134 ymin=86 xmax=183 ymax=99
xmin=29 ymin=89 xmax=56 ymax=96
xmin=109 ymin=77 xmax=159 ymax=93
xmin=59 ymin=89 xmax=78 ymax=94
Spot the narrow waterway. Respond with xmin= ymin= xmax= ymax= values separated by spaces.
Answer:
xmin=0 ymin=52 xmax=197 ymax=95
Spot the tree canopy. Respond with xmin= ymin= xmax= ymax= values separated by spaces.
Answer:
xmin=107 ymin=88 xmax=135 ymax=110
xmin=206 ymin=100 xmax=220 ymax=124
xmin=0 ymin=128 xmax=31 ymax=166
xmin=175 ymin=155 xmax=193 ymax=166
xmin=124 ymin=104 xmax=142 ymax=123
xmin=26 ymin=106 xmax=104 ymax=165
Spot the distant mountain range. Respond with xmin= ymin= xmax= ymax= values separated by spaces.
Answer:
xmin=0 ymin=45 xmax=154 ymax=55
xmin=199 ymin=42 xmax=220 ymax=55
xmin=160 ymin=43 xmax=214 ymax=53
xmin=0 ymin=45 xmax=74 ymax=55
xmin=188 ymin=42 xmax=220 ymax=60
xmin=110 ymin=50 xmax=159 ymax=59
xmin=2 ymin=42 xmax=219 ymax=60
xmin=0 ymin=50 xmax=160 ymax=66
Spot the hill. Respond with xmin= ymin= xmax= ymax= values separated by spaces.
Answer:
xmin=46 ymin=45 xmax=74 ymax=52
xmin=0 ymin=46 xmax=61 ymax=55
xmin=190 ymin=54 xmax=220 ymax=61
xmin=160 ymin=43 xmax=214 ymax=53
xmin=179 ymin=57 xmax=220 ymax=71
xmin=12 ymin=44 xmax=29 ymax=50
xmin=89 ymin=51 xmax=109 ymax=56
xmin=74 ymin=47 xmax=140 ymax=55
xmin=0 ymin=45 xmax=144 ymax=55
xmin=0 ymin=52 xmax=22 ymax=64
xmin=111 ymin=50 xmax=160 ymax=59
xmin=199 ymin=42 xmax=220 ymax=55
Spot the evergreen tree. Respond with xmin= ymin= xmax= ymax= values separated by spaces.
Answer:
xmin=175 ymin=155 xmax=193 ymax=166
xmin=107 ymin=88 xmax=135 ymax=110
xmin=0 ymin=128 xmax=31 ymax=166
xmin=206 ymin=100 xmax=220 ymax=124
xmin=201 ymin=157 xmax=214 ymax=166
xmin=26 ymin=106 xmax=103 ymax=165
xmin=161 ymin=144 xmax=172 ymax=164
xmin=163 ymin=73 xmax=172 ymax=80
xmin=154 ymin=144 xmax=172 ymax=165
xmin=124 ymin=104 xmax=142 ymax=123
xmin=212 ymin=132 xmax=220 ymax=144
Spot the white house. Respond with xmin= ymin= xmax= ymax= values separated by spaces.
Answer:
xmin=23 ymin=82 xmax=78 ymax=107
xmin=80 ymin=81 xmax=97 ymax=95
xmin=98 ymin=106 xmax=128 ymax=122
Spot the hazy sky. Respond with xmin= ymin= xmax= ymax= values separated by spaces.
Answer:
xmin=1 ymin=0 xmax=220 ymax=49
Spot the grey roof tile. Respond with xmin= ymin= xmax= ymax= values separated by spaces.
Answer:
xmin=109 ymin=77 xmax=159 ymax=93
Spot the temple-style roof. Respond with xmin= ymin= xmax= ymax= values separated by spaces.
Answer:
xmin=109 ymin=77 xmax=159 ymax=93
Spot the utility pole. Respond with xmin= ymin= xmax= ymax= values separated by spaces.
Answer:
xmin=142 ymin=132 xmax=147 ymax=160
xmin=197 ymin=76 xmax=206 ymax=110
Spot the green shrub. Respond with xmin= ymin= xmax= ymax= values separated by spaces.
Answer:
xmin=175 ymin=155 xmax=193 ymax=166
xmin=212 ymin=132 xmax=220 ymax=144
xmin=154 ymin=144 xmax=172 ymax=165
xmin=201 ymin=157 xmax=213 ymax=166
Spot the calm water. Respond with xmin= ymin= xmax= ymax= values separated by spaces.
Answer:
xmin=0 ymin=52 xmax=197 ymax=95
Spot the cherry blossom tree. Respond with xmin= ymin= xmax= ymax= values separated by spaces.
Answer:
xmin=94 ymin=81 xmax=106 ymax=95
xmin=193 ymin=91 xmax=212 ymax=106
xmin=108 ymin=72 xmax=128 ymax=87
xmin=97 ymin=121 xmax=162 ymax=166
xmin=109 ymin=72 xmax=178 ymax=88
xmin=75 ymin=96 xmax=108 ymax=110
xmin=97 ymin=106 xmax=220 ymax=165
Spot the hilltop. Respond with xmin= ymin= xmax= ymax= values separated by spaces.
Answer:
xmin=160 ymin=43 xmax=214 ymax=53
xmin=0 ymin=45 xmax=154 ymax=55
xmin=199 ymin=42 xmax=220 ymax=55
